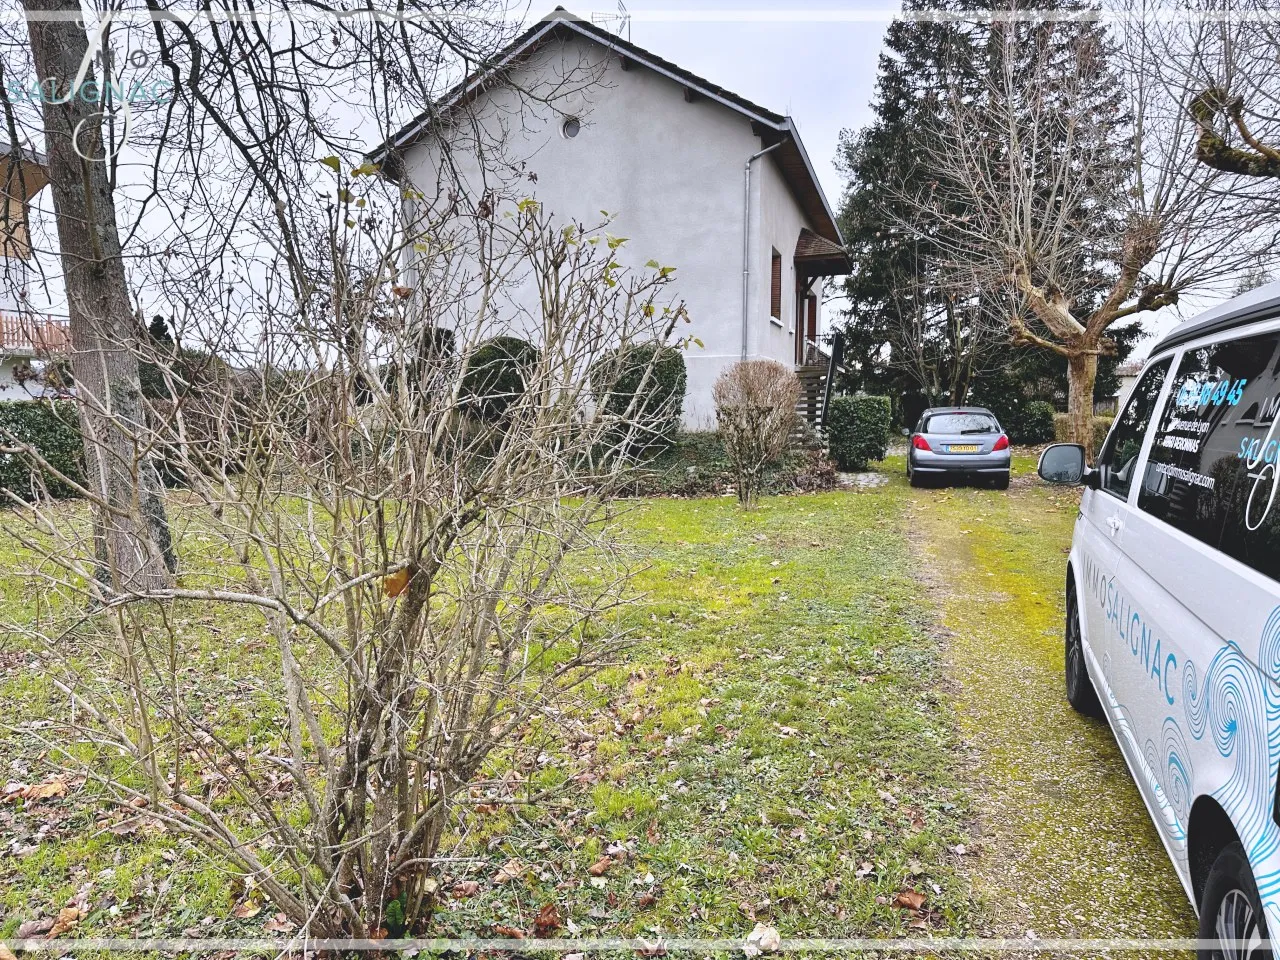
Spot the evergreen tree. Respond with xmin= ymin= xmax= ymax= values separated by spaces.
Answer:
xmin=838 ymin=2 xmax=1143 ymax=437
xmin=836 ymin=0 xmax=992 ymax=410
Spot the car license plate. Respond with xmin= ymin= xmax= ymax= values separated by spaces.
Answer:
xmin=948 ymin=444 xmax=979 ymax=453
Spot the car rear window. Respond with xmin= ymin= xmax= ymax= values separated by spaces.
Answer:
xmin=1137 ymin=332 xmax=1280 ymax=581
xmin=922 ymin=413 xmax=998 ymax=435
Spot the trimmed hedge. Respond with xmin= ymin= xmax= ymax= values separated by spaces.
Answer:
xmin=1009 ymin=400 xmax=1056 ymax=445
xmin=461 ymin=336 xmax=539 ymax=421
xmin=0 ymin=401 xmax=84 ymax=500
xmin=591 ymin=343 xmax=687 ymax=454
xmin=826 ymin=394 xmax=891 ymax=471
xmin=612 ymin=431 xmax=837 ymax=498
xmin=1053 ymin=413 xmax=1115 ymax=451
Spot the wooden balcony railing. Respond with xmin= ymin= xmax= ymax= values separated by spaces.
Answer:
xmin=0 ymin=312 xmax=70 ymax=356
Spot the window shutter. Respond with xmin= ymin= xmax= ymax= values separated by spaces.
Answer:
xmin=770 ymin=249 xmax=782 ymax=319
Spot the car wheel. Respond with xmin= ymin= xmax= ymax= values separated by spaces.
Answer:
xmin=1198 ymin=842 xmax=1272 ymax=960
xmin=909 ymin=469 xmax=924 ymax=488
xmin=993 ymin=472 xmax=1010 ymax=491
xmin=1065 ymin=588 xmax=1104 ymax=718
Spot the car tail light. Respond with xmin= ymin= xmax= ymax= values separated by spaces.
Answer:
xmin=911 ymin=435 xmax=931 ymax=451
xmin=993 ymin=434 xmax=1010 ymax=451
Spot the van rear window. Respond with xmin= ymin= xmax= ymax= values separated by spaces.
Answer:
xmin=1137 ymin=333 xmax=1280 ymax=580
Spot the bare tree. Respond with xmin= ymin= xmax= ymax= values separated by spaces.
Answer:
xmin=1141 ymin=0 xmax=1280 ymax=180
xmin=4 ymin=185 xmax=691 ymax=936
xmin=0 ymin=0 xmax=578 ymax=589
xmin=713 ymin=359 xmax=799 ymax=508
xmin=20 ymin=0 xmax=175 ymax=589
xmin=900 ymin=14 xmax=1280 ymax=453
xmin=884 ymin=266 xmax=1006 ymax=406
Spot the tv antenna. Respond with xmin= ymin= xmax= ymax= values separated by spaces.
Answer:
xmin=591 ymin=1 xmax=630 ymax=42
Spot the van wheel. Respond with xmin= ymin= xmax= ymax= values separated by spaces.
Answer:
xmin=1198 ymin=842 xmax=1271 ymax=960
xmin=1065 ymin=589 xmax=1104 ymax=719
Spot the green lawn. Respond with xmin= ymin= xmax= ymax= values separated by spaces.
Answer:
xmin=1 ymin=458 xmax=1196 ymax=947
xmin=0 ymin=485 xmax=972 ymax=943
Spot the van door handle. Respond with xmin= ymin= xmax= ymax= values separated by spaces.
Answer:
xmin=1106 ymin=516 xmax=1123 ymax=535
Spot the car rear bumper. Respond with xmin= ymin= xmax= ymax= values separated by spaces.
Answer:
xmin=909 ymin=452 xmax=1011 ymax=474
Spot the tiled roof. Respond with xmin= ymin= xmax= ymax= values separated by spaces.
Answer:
xmin=795 ymin=228 xmax=846 ymax=260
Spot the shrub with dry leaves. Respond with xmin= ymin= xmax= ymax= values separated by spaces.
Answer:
xmin=713 ymin=360 xmax=800 ymax=508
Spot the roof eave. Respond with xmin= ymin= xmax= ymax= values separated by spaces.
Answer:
xmin=781 ymin=118 xmax=844 ymax=248
xmin=367 ymin=10 xmax=846 ymax=248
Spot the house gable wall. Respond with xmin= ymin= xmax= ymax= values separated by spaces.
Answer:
xmin=397 ymin=32 xmax=822 ymax=427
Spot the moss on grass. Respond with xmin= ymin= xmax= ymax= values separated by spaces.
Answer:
xmin=902 ymin=464 xmax=1196 ymax=945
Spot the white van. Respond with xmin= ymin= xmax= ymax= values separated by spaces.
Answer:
xmin=1039 ymin=283 xmax=1280 ymax=953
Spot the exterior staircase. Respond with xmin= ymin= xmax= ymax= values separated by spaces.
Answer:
xmin=792 ymin=331 xmax=844 ymax=444
xmin=795 ymin=365 xmax=827 ymax=438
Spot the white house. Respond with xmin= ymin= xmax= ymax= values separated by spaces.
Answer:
xmin=0 ymin=143 xmax=68 ymax=401
xmin=369 ymin=7 xmax=850 ymax=428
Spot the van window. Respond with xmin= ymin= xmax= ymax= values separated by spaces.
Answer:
xmin=1096 ymin=358 xmax=1172 ymax=500
xmin=1137 ymin=332 xmax=1280 ymax=581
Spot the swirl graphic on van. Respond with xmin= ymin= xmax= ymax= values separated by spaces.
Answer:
xmin=1146 ymin=718 xmax=1194 ymax=830
xmin=1182 ymin=606 xmax=1280 ymax=879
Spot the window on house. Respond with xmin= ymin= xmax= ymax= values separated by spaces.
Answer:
xmin=770 ymin=249 xmax=782 ymax=320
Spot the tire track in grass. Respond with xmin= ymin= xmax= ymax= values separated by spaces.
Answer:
xmin=906 ymin=473 xmax=1194 ymax=946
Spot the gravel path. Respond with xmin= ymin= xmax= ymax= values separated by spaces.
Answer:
xmin=906 ymin=476 xmax=1196 ymax=946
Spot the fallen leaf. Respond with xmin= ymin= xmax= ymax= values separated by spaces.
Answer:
xmin=233 ymin=899 xmax=263 ymax=919
xmin=564 ymin=954 xmax=585 ymax=960
xmin=5 ymin=779 xmax=68 ymax=803
xmin=492 ymin=924 xmax=525 ymax=939
xmin=494 ymin=858 xmax=524 ymax=884
xmin=263 ymin=913 xmax=296 ymax=933
xmin=0 ymin=944 xmax=17 ymax=960
xmin=392 ymin=285 xmax=414 ymax=299
xmin=451 ymin=880 xmax=480 ymax=899
xmin=855 ymin=861 xmax=874 ymax=879
xmin=588 ymin=855 xmax=613 ymax=877
xmin=892 ymin=889 xmax=927 ymax=911
xmin=47 ymin=906 xmax=80 ymax=938
xmin=636 ymin=892 xmax=657 ymax=909
xmin=16 ymin=918 xmax=53 ymax=939
xmin=743 ymin=922 xmax=781 ymax=956
xmin=533 ymin=903 xmax=561 ymax=937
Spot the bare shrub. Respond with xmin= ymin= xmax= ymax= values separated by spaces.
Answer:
xmin=2 ymin=194 xmax=691 ymax=938
xmin=713 ymin=360 xmax=800 ymax=508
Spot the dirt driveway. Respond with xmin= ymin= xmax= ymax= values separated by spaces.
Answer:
xmin=903 ymin=460 xmax=1196 ymax=943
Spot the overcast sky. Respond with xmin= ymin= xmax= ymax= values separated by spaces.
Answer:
xmin=10 ymin=0 xmax=1242 ymax=353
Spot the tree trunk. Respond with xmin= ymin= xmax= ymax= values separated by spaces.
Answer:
xmin=1066 ymin=350 xmax=1098 ymax=458
xmin=25 ymin=0 xmax=175 ymax=591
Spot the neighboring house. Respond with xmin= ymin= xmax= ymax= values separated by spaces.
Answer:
xmin=1095 ymin=360 xmax=1144 ymax=416
xmin=369 ymin=7 xmax=850 ymax=428
xmin=0 ymin=142 xmax=68 ymax=401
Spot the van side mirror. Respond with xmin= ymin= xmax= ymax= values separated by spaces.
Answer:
xmin=1038 ymin=443 xmax=1088 ymax=485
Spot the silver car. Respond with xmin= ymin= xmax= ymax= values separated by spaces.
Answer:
xmin=907 ymin=406 xmax=1011 ymax=489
